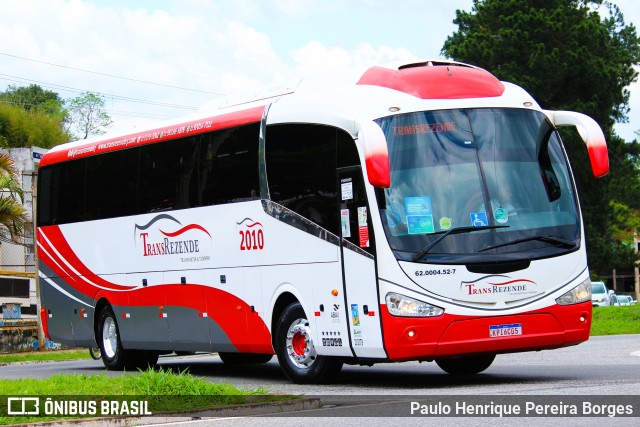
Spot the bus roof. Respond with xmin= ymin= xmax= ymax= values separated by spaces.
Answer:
xmin=40 ymin=60 xmax=539 ymax=167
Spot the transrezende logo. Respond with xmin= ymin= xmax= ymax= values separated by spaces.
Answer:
xmin=5 ymin=397 xmax=152 ymax=416
xmin=461 ymin=275 xmax=537 ymax=298
xmin=134 ymin=214 xmax=212 ymax=258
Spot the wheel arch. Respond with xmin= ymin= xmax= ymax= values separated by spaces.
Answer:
xmin=93 ymin=297 xmax=111 ymax=338
xmin=270 ymin=291 xmax=299 ymax=348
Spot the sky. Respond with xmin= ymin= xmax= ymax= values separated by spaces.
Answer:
xmin=0 ymin=0 xmax=638 ymax=142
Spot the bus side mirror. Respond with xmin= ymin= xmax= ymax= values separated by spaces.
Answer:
xmin=545 ymin=110 xmax=609 ymax=178
xmin=358 ymin=120 xmax=390 ymax=188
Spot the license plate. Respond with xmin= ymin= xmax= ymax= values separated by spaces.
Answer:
xmin=489 ymin=323 xmax=522 ymax=337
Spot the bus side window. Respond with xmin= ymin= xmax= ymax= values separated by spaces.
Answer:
xmin=138 ymin=137 xmax=198 ymax=213
xmin=199 ymin=124 xmax=260 ymax=206
xmin=265 ymin=124 xmax=342 ymax=236
xmin=37 ymin=167 xmax=53 ymax=226
xmin=48 ymin=159 xmax=86 ymax=225
xmin=85 ymin=147 xmax=139 ymax=220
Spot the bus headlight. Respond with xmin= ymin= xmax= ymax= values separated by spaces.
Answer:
xmin=385 ymin=292 xmax=444 ymax=317
xmin=555 ymin=278 xmax=591 ymax=306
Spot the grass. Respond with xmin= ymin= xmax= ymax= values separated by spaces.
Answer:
xmin=590 ymin=304 xmax=640 ymax=336
xmin=0 ymin=367 xmax=285 ymax=425
xmin=0 ymin=349 xmax=91 ymax=364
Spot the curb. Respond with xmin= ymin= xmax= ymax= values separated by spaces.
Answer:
xmin=13 ymin=398 xmax=322 ymax=427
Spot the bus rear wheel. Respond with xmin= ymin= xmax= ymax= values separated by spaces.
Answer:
xmin=219 ymin=352 xmax=273 ymax=364
xmin=435 ymin=354 xmax=496 ymax=375
xmin=97 ymin=306 xmax=158 ymax=370
xmin=97 ymin=306 xmax=128 ymax=370
xmin=274 ymin=302 xmax=342 ymax=384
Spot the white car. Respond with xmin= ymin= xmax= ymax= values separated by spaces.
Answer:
xmin=591 ymin=281 xmax=611 ymax=307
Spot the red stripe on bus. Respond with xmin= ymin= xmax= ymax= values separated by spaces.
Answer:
xmin=160 ymin=224 xmax=211 ymax=238
xmin=39 ymin=106 xmax=265 ymax=167
xmin=357 ymin=66 xmax=505 ymax=100
xmin=38 ymin=226 xmax=134 ymax=291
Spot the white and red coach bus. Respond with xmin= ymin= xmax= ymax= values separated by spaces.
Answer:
xmin=37 ymin=60 xmax=608 ymax=383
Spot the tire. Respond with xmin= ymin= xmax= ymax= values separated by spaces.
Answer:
xmin=97 ymin=306 xmax=159 ymax=371
xmin=89 ymin=346 xmax=101 ymax=360
xmin=435 ymin=354 xmax=496 ymax=375
xmin=97 ymin=306 xmax=128 ymax=370
xmin=274 ymin=302 xmax=342 ymax=384
xmin=219 ymin=352 xmax=273 ymax=365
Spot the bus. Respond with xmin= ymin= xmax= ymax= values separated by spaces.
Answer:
xmin=36 ymin=60 xmax=609 ymax=383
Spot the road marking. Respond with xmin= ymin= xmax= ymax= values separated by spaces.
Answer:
xmin=631 ymin=351 xmax=640 ymax=358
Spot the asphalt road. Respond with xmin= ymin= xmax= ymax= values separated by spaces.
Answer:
xmin=2 ymin=334 xmax=640 ymax=426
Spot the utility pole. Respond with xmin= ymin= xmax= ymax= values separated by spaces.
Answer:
xmin=31 ymin=147 xmax=46 ymax=350
xmin=634 ymin=233 xmax=639 ymax=303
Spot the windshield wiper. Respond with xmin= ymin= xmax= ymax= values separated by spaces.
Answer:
xmin=412 ymin=225 xmax=509 ymax=262
xmin=479 ymin=235 xmax=577 ymax=253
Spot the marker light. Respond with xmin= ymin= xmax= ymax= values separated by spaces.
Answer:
xmin=331 ymin=289 xmax=339 ymax=297
xmin=556 ymin=278 xmax=591 ymax=306
xmin=385 ymin=292 xmax=444 ymax=317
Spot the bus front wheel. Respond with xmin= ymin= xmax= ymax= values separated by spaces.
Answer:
xmin=435 ymin=354 xmax=496 ymax=375
xmin=274 ymin=302 xmax=342 ymax=384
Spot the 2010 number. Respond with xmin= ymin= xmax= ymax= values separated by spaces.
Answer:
xmin=240 ymin=229 xmax=264 ymax=250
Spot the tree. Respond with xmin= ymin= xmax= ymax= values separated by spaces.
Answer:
xmin=441 ymin=0 xmax=640 ymax=276
xmin=0 ymin=153 xmax=27 ymax=242
xmin=0 ymin=84 xmax=67 ymax=130
xmin=66 ymin=92 xmax=113 ymax=140
xmin=0 ymin=84 xmax=64 ymax=116
xmin=0 ymin=103 xmax=70 ymax=149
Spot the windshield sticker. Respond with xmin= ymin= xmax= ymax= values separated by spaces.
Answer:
xmin=439 ymin=217 xmax=452 ymax=230
xmin=392 ymin=121 xmax=456 ymax=136
xmin=494 ymin=207 xmax=509 ymax=224
xmin=357 ymin=207 xmax=369 ymax=247
xmin=341 ymin=209 xmax=351 ymax=238
xmin=341 ymin=178 xmax=353 ymax=201
xmin=404 ymin=196 xmax=432 ymax=216
xmin=470 ymin=212 xmax=489 ymax=227
xmin=408 ymin=215 xmax=435 ymax=234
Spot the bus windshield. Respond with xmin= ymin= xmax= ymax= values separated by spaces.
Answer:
xmin=375 ymin=108 xmax=580 ymax=264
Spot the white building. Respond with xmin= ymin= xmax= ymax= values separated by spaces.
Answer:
xmin=0 ymin=147 xmax=46 ymax=319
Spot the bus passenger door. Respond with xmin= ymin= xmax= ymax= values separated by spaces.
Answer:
xmin=338 ymin=167 xmax=387 ymax=359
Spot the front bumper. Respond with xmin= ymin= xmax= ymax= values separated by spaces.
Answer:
xmin=380 ymin=300 xmax=592 ymax=361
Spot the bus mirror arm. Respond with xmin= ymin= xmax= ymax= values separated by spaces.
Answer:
xmin=544 ymin=110 xmax=609 ymax=178
xmin=358 ymin=120 xmax=391 ymax=188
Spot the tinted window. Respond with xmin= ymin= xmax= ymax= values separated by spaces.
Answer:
xmin=85 ymin=147 xmax=139 ymax=220
xmin=37 ymin=123 xmax=260 ymax=226
xmin=38 ymin=159 xmax=86 ymax=225
xmin=266 ymin=124 xmax=356 ymax=235
xmin=37 ymin=167 xmax=53 ymax=226
xmin=199 ymin=124 xmax=260 ymax=205
xmin=139 ymin=137 xmax=198 ymax=213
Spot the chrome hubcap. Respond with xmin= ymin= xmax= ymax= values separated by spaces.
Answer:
xmin=102 ymin=317 xmax=118 ymax=359
xmin=285 ymin=318 xmax=316 ymax=368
